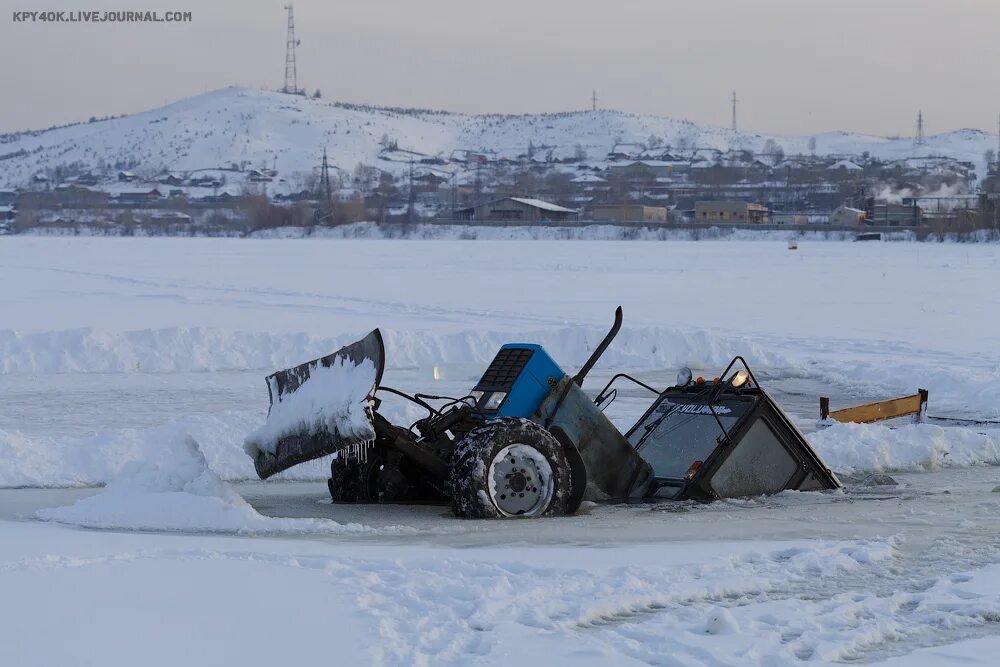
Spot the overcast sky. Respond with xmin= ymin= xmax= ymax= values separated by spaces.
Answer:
xmin=2 ymin=0 xmax=999 ymax=138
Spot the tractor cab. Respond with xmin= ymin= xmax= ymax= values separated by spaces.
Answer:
xmin=619 ymin=360 xmax=840 ymax=501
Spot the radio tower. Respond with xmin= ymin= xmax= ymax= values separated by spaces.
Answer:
xmin=731 ymin=91 xmax=738 ymax=132
xmin=282 ymin=4 xmax=302 ymax=95
xmin=915 ymin=110 xmax=925 ymax=148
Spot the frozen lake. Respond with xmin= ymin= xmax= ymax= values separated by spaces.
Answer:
xmin=2 ymin=236 xmax=1000 ymax=666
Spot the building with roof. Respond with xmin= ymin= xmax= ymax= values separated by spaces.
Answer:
xmin=829 ymin=205 xmax=867 ymax=226
xmin=592 ymin=204 xmax=667 ymax=223
xmin=456 ymin=197 xmax=578 ymax=223
xmin=695 ymin=201 xmax=769 ymax=224
xmin=608 ymin=161 xmax=676 ymax=180
xmin=828 ymin=159 xmax=863 ymax=173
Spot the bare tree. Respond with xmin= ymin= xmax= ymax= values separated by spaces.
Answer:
xmin=762 ymin=139 xmax=785 ymax=164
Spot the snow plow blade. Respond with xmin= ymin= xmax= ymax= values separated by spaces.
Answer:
xmin=250 ymin=329 xmax=385 ymax=480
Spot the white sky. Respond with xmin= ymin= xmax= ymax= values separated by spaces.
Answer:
xmin=1 ymin=0 xmax=999 ymax=137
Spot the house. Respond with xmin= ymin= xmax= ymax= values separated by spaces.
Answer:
xmin=157 ymin=173 xmax=185 ymax=186
xmin=150 ymin=211 xmax=193 ymax=224
xmin=607 ymin=143 xmax=644 ymax=161
xmin=695 ymin=201 xmax=769 ymax=224
xmin=608 ymin=161 xmax=675 ymax=180
xmin=0 ymin=190 xmax=16 ymax=207
xmin=118 ymin=170 xmax=137 ymax=183
xmin=189 ymin=175 xmax=223 ymax=188
xmin=867 ymin=200 xmax=923 ymax=226
xmin=115 ymin=189 xmax=162 ymax=205
xmin=247 ymin=169 xmax=273 ymax=182
xmin=828 ymin=159 xmax=863 ymax=173
xmin=195 ymin=192 xmax=235 ymax=204
xmin=0 ymin=205 xmax=16 ymax=221
xmin=592 ymin=205 xmax=668 ymax=223
xmin=456 ymin=197 xmax=578 ymax=223
xmin=829 ymin=205 xmax=866 ymax=226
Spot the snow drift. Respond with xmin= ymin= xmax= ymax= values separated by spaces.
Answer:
xmin=0 ymin=324 xmax=785 ymax=375
xmin=811 ymin=422 xmax=1000 ymax=474
xmin=36 ymin=434 xmax=392 ymax=534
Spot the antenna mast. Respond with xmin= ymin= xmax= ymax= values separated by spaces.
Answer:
xmin=282 ymin=4 xmax=302 ymax=95
xmin=915 ymin=110 xmax=925 ymax=148
xmin=731 ymin=91 xmax=738 ymax=132
xmin=592 ymin=90 xmax=597 ymax=112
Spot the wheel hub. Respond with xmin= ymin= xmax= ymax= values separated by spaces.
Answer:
xmin=487 ymin=444 xmax=555 ymax=517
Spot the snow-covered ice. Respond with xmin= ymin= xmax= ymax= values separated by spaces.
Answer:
xmin=2 ymin=236 xmax=1000 ymax=665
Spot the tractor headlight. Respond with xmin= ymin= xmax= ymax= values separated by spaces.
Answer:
xmin=483 ymin=391 xmax=507 ymax=410
xmin=469 ymin=390 xmax=484 ymax=403
xmin=729 ymin=370 xmax=750 ymax=389
xmin=676 ymin=367 xmax=693 ymax=387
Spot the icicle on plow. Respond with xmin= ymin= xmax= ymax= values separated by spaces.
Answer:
xmin=247 ymin=330 xmax=385 ymax=479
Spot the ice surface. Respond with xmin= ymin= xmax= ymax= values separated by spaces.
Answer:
xmin=3 ymin=236 xmax=1000 ymax=663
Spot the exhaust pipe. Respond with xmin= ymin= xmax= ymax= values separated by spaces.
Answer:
xmin=573 ymin=306 xmax=623 ymax=388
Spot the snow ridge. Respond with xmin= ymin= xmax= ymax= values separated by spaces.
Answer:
xmin=0 ymin=324 xmax=785 ymax=374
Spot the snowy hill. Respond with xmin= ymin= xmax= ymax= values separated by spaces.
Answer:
xmin=0 ymin=86 xmax=996 ymax=188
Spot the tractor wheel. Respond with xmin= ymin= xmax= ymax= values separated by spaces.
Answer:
xmin=327 ymin=455 xmax=363 ymax=502
xmin=448 ymin=418 xmax=572 ymax=519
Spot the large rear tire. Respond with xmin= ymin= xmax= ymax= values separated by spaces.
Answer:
xmin=448 ymin=418 xmax=572 ymax=518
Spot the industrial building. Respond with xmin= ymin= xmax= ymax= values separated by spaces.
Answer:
xmin=592 ymin=204 xmax=668 ymax=222
xmin=456 ymin=197 xmax=578 ymax=223
xmin=695 ymin=201 xmax=769 ymax=224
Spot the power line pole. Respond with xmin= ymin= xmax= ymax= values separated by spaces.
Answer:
xmin=319 ymin=147 xmax=332 ymax=222
xmin=592 ymin=89 xmax=597 ymax=112
xmin=407 ymin=160 xmax=416 ymax=224
xmin=282 ymin=4 xmax=301 ymax=95
xmin=731 ymin=91 xmax=738 ymax=132
xmin=915 ymin=110 xmax=925 ymax=148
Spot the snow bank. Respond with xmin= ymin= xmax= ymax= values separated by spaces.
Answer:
xmin=36 ymin=434 xmax=394 ymax=535
xmin=0 ymin=324 xmax=784 ymax=374
xmin=0 ymin=411 xmax=263 ymax=488
xmin=244 ymin=357 xmax=376 ymax=460
xmin=810 ymin=422 xmax=1000 ymax=474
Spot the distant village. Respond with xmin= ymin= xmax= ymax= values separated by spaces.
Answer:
xmin=2 ymin=137 xmax=1000 ymax=237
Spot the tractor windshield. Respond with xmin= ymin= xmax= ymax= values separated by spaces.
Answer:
xmin=628 ymin=395 xmax=753 ymax=479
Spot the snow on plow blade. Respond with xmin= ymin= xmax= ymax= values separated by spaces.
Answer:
xmin=245 ymin=330 xmax=385 ymax=479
